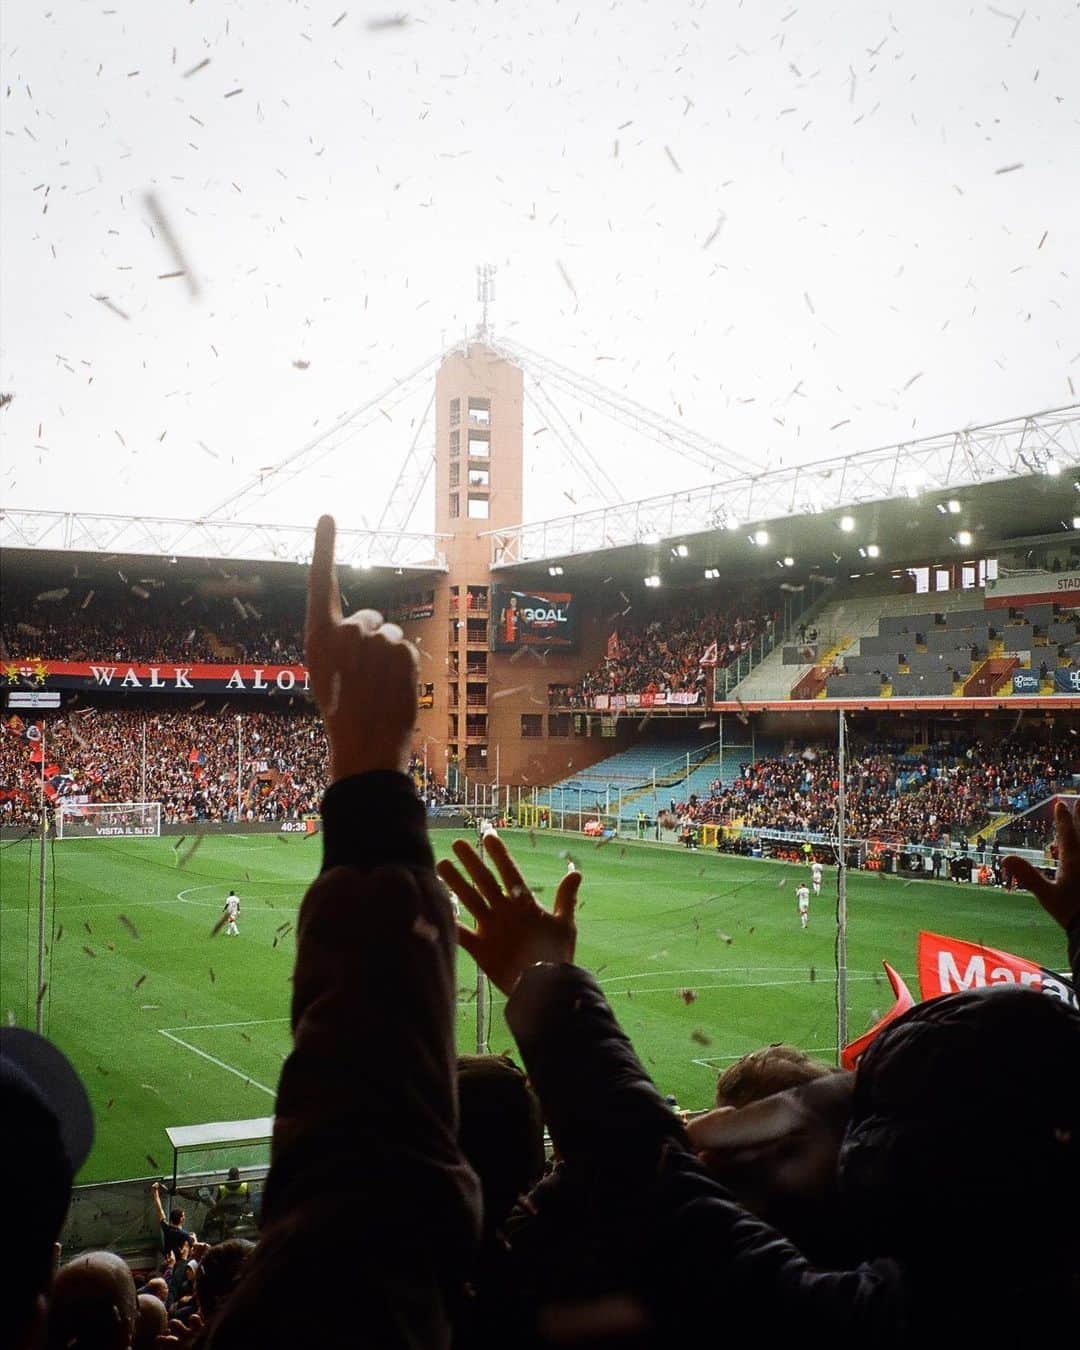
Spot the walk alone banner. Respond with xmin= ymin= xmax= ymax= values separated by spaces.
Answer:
xmin=3 ymin=660 xmax=311 ymax=696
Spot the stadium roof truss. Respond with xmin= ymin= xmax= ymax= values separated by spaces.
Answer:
xmin=0 ymin=509 xmax=449 ymax=571
xmin=483 ymin=405 xmax=1080 ymax=567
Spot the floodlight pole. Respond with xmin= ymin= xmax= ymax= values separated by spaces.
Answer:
xmin=836 ymin=710 xmax=849 ymax=1061
xmin=236 ymin=716 xmax=243 ymax=822
xmin=36 ymin=726 xmax=47 ymax=1035
xmin=475 ymin=830 xmax=490 ymax=1054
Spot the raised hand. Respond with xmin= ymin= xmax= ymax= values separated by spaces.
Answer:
xmin=305 ymin=514 xmax=418 ymax=784
xmin=436 ymin=835 xmax=581 ymax=994
xmin=1003 ymin=797 xmax=1080 ymax=931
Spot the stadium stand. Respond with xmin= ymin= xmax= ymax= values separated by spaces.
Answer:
xmin=1 ymin=572 xmax=308 ymax=666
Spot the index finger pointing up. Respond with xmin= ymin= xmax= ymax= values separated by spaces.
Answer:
xmin=306 ymin=514 xmax=342 ymax=638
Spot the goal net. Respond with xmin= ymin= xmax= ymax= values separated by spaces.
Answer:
xmin=56 ymin=801 xmax=162 ymax=840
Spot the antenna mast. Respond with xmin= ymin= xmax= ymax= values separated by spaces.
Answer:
xmin=476 ymin=263 xmax=497 ymax=341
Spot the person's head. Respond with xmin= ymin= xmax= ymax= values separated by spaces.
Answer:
xmin=132 ymin=1292 xmax=168 ymax=1350
xmin=226 ymin=1166 xmax=240 ymax=1182
xmin=715 ymin=1044 xmax=836 ymax=1110
xmin=689 ymin=1072 xmax=856 ymax=1265
xmin=47 ymin=1251 xmax=137 ymax=1350
xmin=1 ymin=1029 xmax=94 ymax=1350
xmin=177 ymin=1237 xmax=192 ymax=1263
xmin=142 ymin=1278 xmax=168 ymax=1305
xmin=839 ymin=986 xmax=1080 ymax=1277
xmin=169 ymin=1207 xmax=185 ymax=1227
xmin=195 ymin=1239 xmax=254 ymax=1320
xmin=457 ymin=1055 xmax=545 ymax=1239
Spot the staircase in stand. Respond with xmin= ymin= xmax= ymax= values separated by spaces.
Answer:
xmin=963 ymin=656 xmax=1018 ymax=697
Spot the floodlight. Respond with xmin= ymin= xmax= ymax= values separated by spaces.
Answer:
xmin=956 ymin=530 xmax=973 ymax=547
xmin=704 ymin=567 xmax=720 ymax=579
xmin=839 ymin=515 xmax=856 ymax=533
xmin=947 ymin=499 xmax=962 ymax=514
xmin=866 ymin=544 xmax=880 ymax=558
xmin=644 ymin=574 xmax=661 ymax=588
xmin=753 ymin=529 xmax=769 ymax=546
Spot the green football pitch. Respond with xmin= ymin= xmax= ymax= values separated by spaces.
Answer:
xmin=0 ymin=828 xmax=1065 ymax=1183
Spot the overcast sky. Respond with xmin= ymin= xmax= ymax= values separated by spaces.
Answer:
xmin=2 ymin=0 xmax=1077 ymax=537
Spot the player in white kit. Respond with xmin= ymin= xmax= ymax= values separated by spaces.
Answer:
xmin=811 ymin=859 xmax=823 ymax=896
xmin=796 ymin=882 xmax=810 ymax=929
xmin=223 ymin=889 xmax=241 ymax=936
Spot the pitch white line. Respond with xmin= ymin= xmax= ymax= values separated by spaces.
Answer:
xmin=157 ymin=1029 xmax=276 ymax=1096
xmin=601 ymin=966 xmax=876 ymax=982
xmin=690 ymin=1045 xmax=839 ymax=1069
xmin=161 ymin=1017 xmax=289 ymax=1033
xmin=602 ymin=974 xmax=876 ymax=996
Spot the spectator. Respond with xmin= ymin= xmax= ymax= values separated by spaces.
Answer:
xmin=1 ymin=1027 xmax=94 ymax=1350
xmin=132 ymin=1292 xmax=168 ymax=1350
xmin=205 ymin=516 xmax=481 ymax=1347
xmin=194 ymin=1239 xmax=254 ymax=1324
xmin=151 ymin=1181 xmax=194 ymax=1260
xmin=713 ymin=1043 xmax=837 ymax=1110
xmin=46 ymin=1251 xmax=137 ymax=1350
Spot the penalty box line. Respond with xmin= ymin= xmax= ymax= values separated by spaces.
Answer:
xmin=157 ymin=1027 xmax=278 ymax=1098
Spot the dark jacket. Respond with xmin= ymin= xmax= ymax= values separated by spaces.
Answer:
xmin=208 ymin=772 xmax=481 ymax=1349
xmin=502 ymin=950 xmax=1079 ymax=1343
xmin=502 ymin=963 xmax=905 ymax=1345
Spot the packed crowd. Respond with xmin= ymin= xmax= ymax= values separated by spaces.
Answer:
xmin=2 ymin=576 xmax=308 ymax=666
xmin=0 ymin=709 xmax=328 ymax=827
xmin=6 ymin=516 xmax=1078 ymax=1349
xmin=572 ymin=599 xmax=775 ymax=703
xmin=681 ymin=735 xmax=1073 ymax=845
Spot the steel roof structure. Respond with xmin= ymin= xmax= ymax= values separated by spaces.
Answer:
xmin=483 ymin=405 xmax=1080 ymax=569
xmin=0 ymin=509 xmax=448 ymax=571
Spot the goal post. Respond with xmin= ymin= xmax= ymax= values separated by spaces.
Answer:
xmin=56 ymin=801 xmax=162 ymax=840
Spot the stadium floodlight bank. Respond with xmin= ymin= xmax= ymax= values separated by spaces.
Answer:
xmin=56 ymin=801 xmax=162 ymax=839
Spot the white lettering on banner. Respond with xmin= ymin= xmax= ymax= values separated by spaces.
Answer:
xmin=148 ymin=668 xmax=165 ymax=688
xmin=226 ymin=670 xmax=246 ymax=689
xmin=1040 ymin=974 xmax=1079 ymax=1007
xmin=276 ymin=670 xmax=296 ymax=691
xmin=121 ymin=669 xmax=142 ymax=687
xmin=521 ymin=607 xmax=567 ymax=623
xmin=174 ymin=668 xmax=193 ymax=688
xmin=938 ymin=951 xmax=985 ymax=991
xmin=90 ymin=666 xmax=117 ymax=685
xmin=252 ymin=669 xmax=268 ymax=689
xmin=989 ymin=965 xmax=1018 ymax=985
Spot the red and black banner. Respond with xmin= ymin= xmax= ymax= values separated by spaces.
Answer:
xmin=3 ymin=660 xmax=311 ymax=696
xmin=917 ymin=930 xmax=1076 ymax=1008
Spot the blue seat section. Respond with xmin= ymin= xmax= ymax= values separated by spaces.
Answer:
xmin=534 ymin=740 xmax=779 ymax=822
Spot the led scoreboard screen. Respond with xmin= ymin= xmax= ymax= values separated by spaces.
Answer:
xmin=491 ymin=587 xmax=578 ymax=652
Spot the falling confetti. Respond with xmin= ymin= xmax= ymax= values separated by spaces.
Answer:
xmin=144 ymin=192 xmax=201 ymax=298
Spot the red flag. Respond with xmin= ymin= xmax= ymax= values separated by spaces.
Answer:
xmin=917 ymin=931 xmax=1076 ymax=1008
xmin=840 ymin=961 xmax=915 ymax=1070
xmin=606 ymin=632 xmax=620 ymax=660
